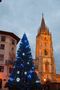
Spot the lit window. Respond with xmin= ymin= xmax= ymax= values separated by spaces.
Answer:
xmin=0 ymin=66 xmax=4 ymax=72
xmin=0 ymin=44 xmax=5 ymax=49
xmin=0 ymin=54 xmax=4 ymax=61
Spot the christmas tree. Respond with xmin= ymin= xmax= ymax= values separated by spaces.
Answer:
xmin=8 ymin=33 xmax=41 ymax=90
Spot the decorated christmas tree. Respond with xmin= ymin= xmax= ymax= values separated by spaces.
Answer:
xmin=8 ymin=33 xmax=41 ymax=90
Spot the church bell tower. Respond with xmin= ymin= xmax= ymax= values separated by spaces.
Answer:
xmin=35 ymin=15 xmax=56 ymax=84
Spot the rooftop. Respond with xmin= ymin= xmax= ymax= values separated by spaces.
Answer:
xmin=0 ymin=30 xmax=20 ymax=43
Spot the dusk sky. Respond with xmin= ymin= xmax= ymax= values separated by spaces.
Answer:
xmin=0 ymin=0 xmax=60 ymax=73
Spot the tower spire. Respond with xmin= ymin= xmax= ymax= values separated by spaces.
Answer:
xmin=41 ymin=13 xmax=45 ymax=29
xmin=37 ymin=14 xmax=49 ymax=37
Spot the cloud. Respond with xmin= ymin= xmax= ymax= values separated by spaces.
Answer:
xmin=0 ymin=0 xmax=60 ymax=73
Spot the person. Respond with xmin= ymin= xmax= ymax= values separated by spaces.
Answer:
xmin=0 ymin=79 xmax=2 ymax=89
xmin=4 ymin=82 xmax=8 ymax=88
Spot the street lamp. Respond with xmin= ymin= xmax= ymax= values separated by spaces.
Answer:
xmin=44 ymin=78 xmax=46 ymax=82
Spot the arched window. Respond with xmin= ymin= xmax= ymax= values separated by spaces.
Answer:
xmin=45 ymin=62 xmax=49 ymax=72
xmin=44 ymin=49 xmax=48 ymax=55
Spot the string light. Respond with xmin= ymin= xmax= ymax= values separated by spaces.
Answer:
xmin=28 ymin=74 xmax=32 ymax=79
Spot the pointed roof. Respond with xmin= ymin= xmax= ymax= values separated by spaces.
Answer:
xmin=40 ymin=13 xmax=46 ymax=29
xmin=0 ymin=30 xmax=20 ymax=43
xmin=37 ymin=14 xmax=49 ymax=37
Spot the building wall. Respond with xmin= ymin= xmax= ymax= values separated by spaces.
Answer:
xmin=56 ymin=74 xmax=60 ymax=83
xmin=35 ymin=17 xmax=56 ymax=84
xmin=0 ymin=33 xmax=19 ymax=88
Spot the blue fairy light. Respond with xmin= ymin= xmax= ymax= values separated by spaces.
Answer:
xmin=20 ymin=64 xmax=24 ymax=68
xmin=26 ymin=45 xmax=29 ymax=48
xmin=32 ymin=66 xmax=34 ymax=70
xmin=29 ymin=70 xmax=33 ymax=73
xmin=9 ymin=77 xmax=14 ymax=81
xmin=28 ymin=74 xmax=32 ymax=79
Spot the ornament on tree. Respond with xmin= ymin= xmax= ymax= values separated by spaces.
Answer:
xmin=24 ymin=71 xmax=27 ymax=75
xmin=27 ymin=62 xmax=29 ymax=65
xmin=16 ymin=78 xmax=20 ymax=82
xmin=17 ymin=71 xmax=20 ymax=74
xmin=22 ymin=53 xmax=25 ymax=56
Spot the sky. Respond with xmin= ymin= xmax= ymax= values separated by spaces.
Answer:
xmin=0 ymin=0 xmax=60 ymax=73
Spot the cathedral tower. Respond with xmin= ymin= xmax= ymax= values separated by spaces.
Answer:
xmin=35 ymin=15 xmax=56 ymax=84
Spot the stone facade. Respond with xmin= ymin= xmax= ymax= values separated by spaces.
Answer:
xmin=35 ymin=16 xmax=60 ymax=84
xmin=0 ymin=31 xmax=20 ymax=87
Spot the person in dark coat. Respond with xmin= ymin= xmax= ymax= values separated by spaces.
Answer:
xmin=0 ymin=79 xmax=2 ymax=89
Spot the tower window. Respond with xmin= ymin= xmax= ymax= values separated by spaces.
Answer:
xmin=44 ymin=49 xmax=48 ymax=55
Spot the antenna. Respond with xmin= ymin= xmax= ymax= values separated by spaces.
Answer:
xmin=42 ymin=13 xmax=44 ymax=18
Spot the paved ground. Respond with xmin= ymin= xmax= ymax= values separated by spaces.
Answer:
xmin=0 ymin=88 xmax=8 ymax=90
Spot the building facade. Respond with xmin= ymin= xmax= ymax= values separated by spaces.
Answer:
xmin=0 ymin=31 xmax=20 ymax=87
xmin=35 ymin=16 xmax=57 ymax=84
